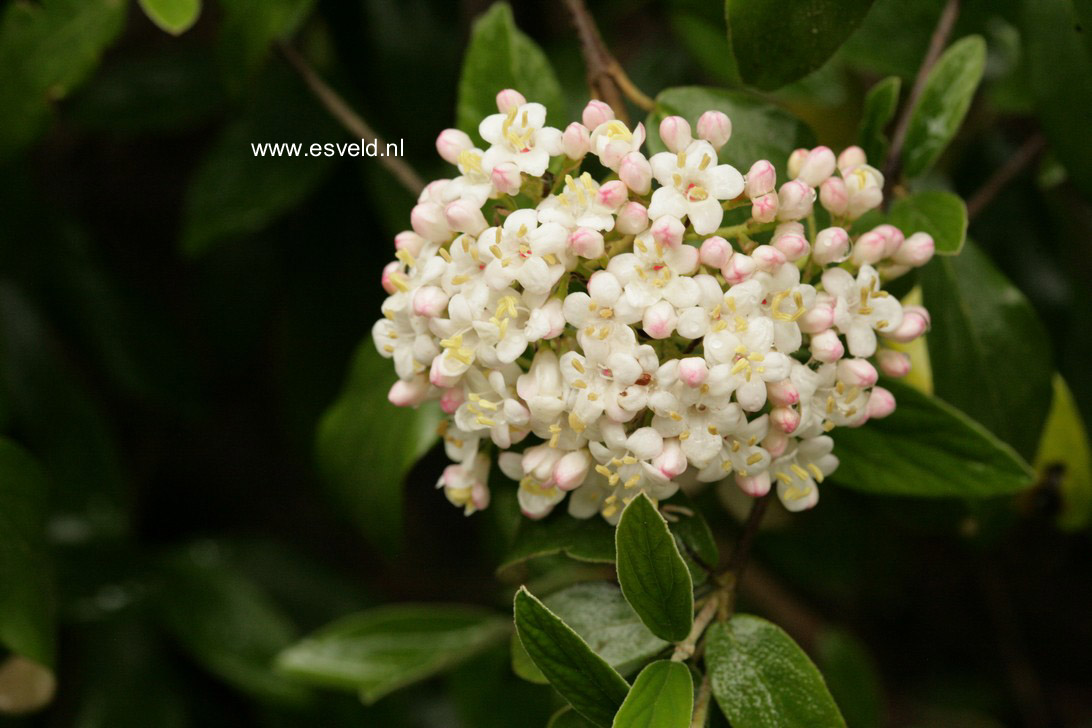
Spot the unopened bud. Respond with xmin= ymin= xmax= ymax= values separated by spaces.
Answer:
xmin=810 ymin=329 xmax=845 ymax=362
xmin=777 ymin=180 xmax=815 ymax=221
xmin=885 ymin=306 xmax=930 ymax=342
xmin=877 ymin=349 xmax=911 ymax=377
xmin=798 ymin=146 xmax=837 ymax=186
xmin=554 ymin=450 xmax=592 ymax=490
xmin=619 ymin=151 xmax=652 ymax=194
xmin=582 ymin=99 xmax=615 ymax=129
xmin=736 ymin=471 xmax=772 ymax=497
xmin=837 ymin=358 xmax=879 ymax=388
xmin=813 ymin=227 xmax=850 ymax=265
xmin=569 ymin=227 xmax=605 ymax=258
xmin=678 ymin=357 xmax=709 ymax=387
xmin=851 ymin=230 xmax=888 ymax=265
xmin=751 ymin=192 xmax=778 ymax=223
xmin=381 ymin=261 xmax=401 ymax=294
xmin=562 ymin=122 xmax=591 ymax=159
xmin=436 ymin=128 xmax=473 ymax=165
xmin=616 ymin=201 xmax=649 ymax=234
xmin=444 ymin=199 xmax=488 ymax=235
xmin=491 ymin=162 xmax=522 ymax=196
xmin=389 ymin=376 xmax=430 ymax=407
xmin=893 ymin=232 xmax=935 ymax=267
xmin=496 ymin=89 xmax=526 ymax=113
xmin=410 ymin=202 xmax=451 ymax=242
xmin=722 ymin=253 xmax=756 ymax=284
xmin=659 ymin=115 xmax=693 ymax=153
xmin=653 ymin=438 xmax=688 ymax=480
xmin=752 ymin=244 xmax=787 ymax=271
xmin=771 ymin=406 xmax=801 ymax=434
xmin=837 ymin=146 xmax=867 ymax=174
xmin=787 ymin=148 xmax=809 ymax=179
xmin=819 ymin=176 xmax=848 ymax=216
xmin=696 ymin=110 xmax=732 ymax=148
xmin=394 ymin=230 xmax=426 ymax=257
xmin=772 ymin=226 xmax=809 ymax=261
xmin=643 ymin=300 xmax=678 ymax=339
xmin=745 ymin=160 xmax=777 ymax=198
xmin=700 ymin=236 xmax=732 ymax=268
xmin=767 ymin=378 xmax=800 ymax=407
xmin=412 ymin=285 xmax=449 ymax=317
xmin=651 ymin=215 xmax=685 ymax=248
xmin=866 ymin=386 xmax=896 ymax=419
xmin=597 ymin=180 xmax=629 ymax=209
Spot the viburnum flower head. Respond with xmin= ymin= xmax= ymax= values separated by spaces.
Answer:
xmin=373 ymin=90 xmax=936 ymax=524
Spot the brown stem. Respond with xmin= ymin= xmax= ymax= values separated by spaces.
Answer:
xmin=966 ymin=134 xmax=1046 ymax=220
xmin=672 ymin=594 xmax=722 ymax=662
xmin=882 ymin=0 xmax=961 ymax=199
xmin=277 ymin=42 xmax=425 ymax=195
xmin=725 ymin=492 xmax=772 ymax=579
xmin=690 ymin=670 xmax=713 ymax=728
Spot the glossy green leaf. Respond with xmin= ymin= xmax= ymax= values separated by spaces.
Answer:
xmin=457 ymin=2 xmax=564 ymax=140
xmin=838 ymin=0 xmax=944 ymax=79
xmin=648 ymin=87 xmax=814 ymax=179
xmin=920 ymin=241 xmax=1054 ymax=459
xmin=615 ymin=494 xmax=693 ymax=642
xmin=901 ymin=35 xmax=986 ymax=178
xmin=216 ymin=0 xmax=316 ymax=92
xmin=550 ymin=707 xmax=599 ymax=728
xmin=833 ymin=379 xmax=1035 ymax=498
xmin=0 ymin=438 xmax=54 ymax=668
xmin=888 ymin=189 xmax=966 ymax=255
xmin=724 ymin=0 xmax=875 ymax=90
xmin=511 ymin=582 xmax=670 ymax=683
xmin=315 ymin=338 xmax=441 ymax=556
xmin=707 ymin=615 xmax=845 ymax=728
xmin=612 ymin=660 xmax=692 ymax=728
xmin=858 ymin=76 xmax=900 ymax=164
xmin=0 ymin=0 xmax=127 ymax=159
xmin=137 ymin=0 xmax=200 ymax=35
xmin=1035 ymin=375 xmax=1092 ymax=531
xmin=814 ymin=630 xmax=884 ymax=728
xmin=499 ymin=511 xmax=616 ymax=573
xmin=664 ymin=493 xmax=719 ymax=583
xmin=277 ymin=605 xmax=509 ymax=704
xmin=514 ymin=587 xmax=630 ymax=727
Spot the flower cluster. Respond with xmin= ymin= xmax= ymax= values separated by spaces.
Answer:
xmin=374 ymin=90 xmax=933 ymax=523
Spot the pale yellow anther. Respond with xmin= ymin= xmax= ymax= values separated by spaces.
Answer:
xmin=676 ymin=151 xmax=687 ymax=168
xmin=571 ymin=358 xmax=585 ymax=373
xmin=746 ymin=452 xmax=764 ymax=466
xmin=808 ymin=463 xmax=825 ymax=482
xmin=438 ymin=247 xmax=452 ymax=262
xmin=699 ymin=154 xmax=712 ymax=170
xmin=477 ymin=415 xmax=497 ymax=426
xmin=572 ymin=379 xmax=587 ymax=389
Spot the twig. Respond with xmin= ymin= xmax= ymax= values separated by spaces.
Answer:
xmin=725 ymin=492 xmax=772 ymax=579
xmin=882 ymin=0 xmax=961 ymax=198
xmin=277 ymin=42 xmax=425 ymax=195
xmin=690 ymin=670 xmax=713 ymax=728
xmin=966 ymin=134 xmax=1046 ymax=220
xmin=563 ymin=0 xmax=654 ymax=122
xmin=673 ymin=594 xmax=722 ymax=662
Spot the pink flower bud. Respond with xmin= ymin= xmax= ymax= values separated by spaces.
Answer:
xmin=837 ymin=358 xmax=879 ymax=388
xmin=722 ymin=253 xmax=757 ymax=284
xmin=496 ymin=89 xmax=526 ymax=113
xmin=819 ymin=177 xmax=848 ymax=216
xmin=844 ymin=165 xmax=884 ymax=219
xmin=619 ymin=151 xmax=652 ymax=194
xmin=798 ymin=294 xmax=835 ymax=333
xmin=877 ymin=349 xmax=911 ymax=378
xmin=588 ymin=269 xmax=621 ymax=303
xmin=813 ymin=227 xmax=850 ymax=265
xmin=787 ymin=148 xmax=809 ymax=179
xmin=810 ymin=329 xmax=845 ymax=362
xmin=866 ymin=386 xmax=896 ymax=419
xmin=554 ymin=450 xmax=592 ymax=490
xmin=659 ymin=115 xmax=693 ymax=153
xmin=678 ymin=357 xmax=709 ymax=387
xmin=569 ymin=227 xmax=605 ymax=258
xmin=873 ymin=224 xmax=905 ymax=258
xmin=798 ymin=146 xmax=837 ymax=187
xmin=388 ymin=377 xmax=430 ymax=407
xmin=651 ymin=215 xmax=685 ymax=248
xmin=752 ymin=244 xmax=786 ymax=271
xmin=777 ymin=180 xmax=815 ymax=221
xmin=772 ymin=229 xmax=809 ymax=261
xmin=491 ymin=161 xmax=522 ymax=196
xmin=696 ymin=110 xmax=732 ymax=148
xmin=736 ymin=471 xmax=772 ymax=497
xmin=394 ymin=230 xmax=426 ymax=257
xmin=851 ymin=230 xmax=888 ymax=265
xmin=894 ymin=232 xmax=935 ymax=267
xmin=436 ymin=128 xmax=473 ymax=165
xmin=745 ymin=160 xmax=777 ymax=198
xmin=381 ymin=261 xmax=401 ymax=294
xmin=526 ymin=298 xmax=566 ymax=341
xmin=767 ymin=378 xmax=800 ymax=407
xmin=412 ymin=285 xmax=449 ymax=317
xmin=562 ymin=122 xmax=591 ymax=159
xmin=643 ymin=300 xmax=678 ymax=339
xmin=763 ymin=429 xmax=790 ymax=458
xmin=700 ymin=235 xmax=732 ymax=268
xmin=597 ymin=180 xmax=629 ymax=210
xmin=429 ymin=357 xmax=460 ymax=388
xmin=582 ymin=99 xmax=615 ymax=129
xmin=885 ymin=306 xmax=930 ymax=342
xmin=653 ymin=439 xmax=688 ymax=480
xmin=440 ymin=387 xmax=465 ymax=414
xmin=837 ymin=146 xmax=867 ymax=174
xmin=771 ymin=406 xmax=801 ymax=434
xmin=616 ymin=201 xmax=649 ymax=234
xmin=410 ymin=202 xmax=450 ymax=242
xmin=444 ymin=199 xmax=488 ymax=235
xmin=751 ymin=192 xmax=779 ymax=223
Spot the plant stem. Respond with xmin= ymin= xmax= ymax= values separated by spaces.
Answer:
xmin=966 ymin=134 xmax=1046 ymax=220
xmin=690 ymin=670 xmax=713 ymax=728
xmin=725 ymin=492 xmax=773 ymax=580
xmin=277 ymin=42 xmax=425 ymax=195
xmin=672 ymin=594 xmax=722 ymax=661
xmin=563 ymin=0 xmax=654 ymax=120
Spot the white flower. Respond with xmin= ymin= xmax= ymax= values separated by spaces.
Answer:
xmin=480 ymin=209 xmax=570 ymax=295
xmin=559 ymin=344 xmax=658 ymax=430
xmin=607 ymin=231 xmax=700 ymax=313
xmin=452 ymin=365 xmax=530 ymax=449
xmin=771 ymin=436 xmax=839 ymax=511
xmin=429 ymin=288 xmax=530 ymax=382
xmin=480 ymin=102 xmax=562 ymax=177
xmin=589 ymin=119 xmax=647 ymax=169
xmin=537 ymin=173 xmax=625 ymax=232
xmin=649 ymin=358 xmax=744 ymax=468
xmin=695 ymin=414 xmax=771 ymax=486
xmin=441 ymin=147 xmax=495 ymax=207
xmin=437 ymin=452 xmax=491 ymax=515
xmin=648 ymin=140 xmax=744 ymax=234
xmin=822 ymin=265 xmax=904 ymax=358
xmin=562 ymin=271 xmax=643 ymax=362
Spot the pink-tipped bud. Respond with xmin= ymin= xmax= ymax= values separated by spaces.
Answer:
xmin=440 ymin=387 xmax=465 ymax=414
xmin=763 ymin=429 xmax=790 ymax=459
xmin=874 ymin=224 xmax=905 ymax=258
xmin=582 ymin=99 xmax=615 ymax=129
xmin=819 ymin=176 xmax=848 ymax=217
xmin=866 ymin=386 xmax=896 ymax=419
xmin=444 ymin=199 xmax=488 ymax=235
xmin=798 ymin=146 xmax=837 ymax=187
xmin=751 ymin=192 xmax=779 ymax=223
xmin=562 ymin=122 xmax=591 ymax=159
xmin=752 ymin=244 xmax=787 ymax=271
xmin=777 ymin=180 xmax=815 ymax=221
xmin=653 ymin=438 xmax=688 ymax=480
xmin=429 ymin=357 xmax=460 ymax=388
xmin=616 ymin=201 xmax=649 ymax=234
xmin=810 ymin=329 xmax=845 ymax=362
xmin=678 ymin=357 xmax=709 ymax=387
xmin=651 ymin=215 xmax=685 ymax=248
xmin=394 ymin=230 xmax=426 ymax=257
xmin=838 ymin=146 xmax=867 ymax=174
xmin=885 ymin=306 xmax=930 ymax=342
xmin=381 ymin=261 xmax=401 ymax=294
xmin=851 ymin=230 xmax=888 ymax=265
xmin=643 ymin=300 xmax=678 ymax=339
xmin=411 ymin=202 xmax=451 ymax=242
xmin=496 ymin=89 xmax=526 ymax=113
xmin=722 ymin=253 xmax=757 ymax=284
xmin=491 ymin=161 xmax=522 ymax=196
xmin=569 ymin=227 xmax=605 ymax=258
xmin=813 ymin=227 xmax=850 ymax=265
xmin=745 ymin=160 xmax=777 ymax=198
xmin=736 ymin=471 xmax=772 ymax=497
xmin=526 ymin=298 xmax=566 ymax=341
xmin=412 ymin=285 xmax=449 ymax=317
xmin=844 ymin=165 xmax=884 ymax=219
xmin=771 ymin=406 xmax=801 ymax=434
xmin=597 ymin=180 xmax=629 ymax=210
xmin=696 ymin=110 xmax=732 ymax=148
xmin=894 ymin=232 xmax=935 ymax=267
xmin=787 ymin=148 xmax=809 ymax=179
xmin=659 ymin=115 xmax=693 ymax=153
xmin=767 ymin=379 xmax=800 ymax=407
xmin=619 ymin=151 xmax=652 ymax=194
xmin=837 ymin=358 xmax=879 ymax=388
xmin=798 ymin=297 xmax=836 ymax=333
xmin=554 ymin=450 xmax=592 ymax=491
xmin=388 ymin=377 xmax=430 ymax=407
xmin=436 ymin=128 xmax=473 ymax=165
xmin=877 ymin=349 xmax=912 ymax=378
xmin=772 ymin=230 xmax=809 ymax=261
xmin=700 ymin=235 xmax=732 ymax=268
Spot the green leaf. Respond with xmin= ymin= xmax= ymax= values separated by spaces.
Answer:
xmin=514 ymin=587 xmax=630 ymax=727
xmin=900 ymin=35 xmax=986 ymax=178
xmin=615 ymin=494 xmax=694 ymax=642
xmin=550 ymin=707 xmax=599 ymax=728
xmin=499 ymin=510 xmax=616 ymax=573
xmin=833 ymin=379 xmax=1035 ymax=498
xmin=707 ymin=615 xmax=845 ymax=728
xmin=1035 ymin=375 xmax=1092 ymax=531
xmin=315 ymin=338 xmax=441 ymax=556
xmin=723 ymin=0 xmax=875 ymax=90
xmin=838 ymin=0 xmax=944 ymax=80
xmin=858 ymin=76 xmax=900 ymax=164
xmin=277 ymin=604 xmax=509 ymax=704
xmin=0 ymin=438 xmax=54 ymax=668
xmin=648 ymin=87 xmax=815 ymax=179
xmin=919 ymin=241 xmax=1054 ymax=459
xmin=137 ymin=0 xmax=199 ymax=34
xmin=888 ymin=189 xmax=966 ymax=255
xmin=216 ymin=0 xmax=316 ymax=92
xmin=511 ymin=582 xmax=670 ymax=682
xmin=664 ymin=494 xmax=719 ymax=584
xmin=457 ymin=2 xmax=564 ymax=139
xmin=814 ymin=630 xmax=884 ymax=728
xmin=0 ymin=0 xmax=128 ymax=159
xmin=612 ymin=660 xmax=693 ymax=728
xmin=154 ymin=543 xmax=309 ymax=705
